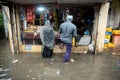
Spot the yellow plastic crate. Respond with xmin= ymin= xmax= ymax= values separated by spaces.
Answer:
xmin=104 ymin=43 xmax=115 ymax=49
xmin=104 ymin=46 xmax=107 ymax=49
xmin=104 ymin=44 xmax=108 ymax=49
xmin=107 ymin=43 xmax=115 ymax=48
xmin=106 ymin=28 xmax=112 ymax=32
xmin=105 ymin=35 xmax=111 ymax=40
xmin=112 ymin=30 xmax=120 ymax=34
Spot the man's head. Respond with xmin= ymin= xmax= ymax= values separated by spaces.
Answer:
xmin=66 ymin=15 xmax=73 ymax=22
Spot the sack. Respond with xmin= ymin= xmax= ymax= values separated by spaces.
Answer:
xmin=42 ymin=46 xmax=53 ymax=58
xmin=78 ymin=35 xmax=91 ymax=45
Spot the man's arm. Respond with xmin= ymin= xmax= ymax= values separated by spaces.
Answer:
xmin=73 ymin=26 xmax=77 ymax=37
xmin=73 ymin=26 xmax=78 ymax=46
xmin=58 ymin=25 xmax=62 ymax=34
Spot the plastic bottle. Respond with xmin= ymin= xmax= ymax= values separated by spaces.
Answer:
xmin=72 ymin=37 xmax=75 ymax=46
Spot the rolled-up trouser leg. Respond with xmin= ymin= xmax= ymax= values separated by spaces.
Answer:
xmin=64 ymin=43 xmax=72 ymax=62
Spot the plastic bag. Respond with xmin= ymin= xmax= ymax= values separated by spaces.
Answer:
xmin=84 ymin=30 xmax=90 ymax=35
xmin=40 ymin=20 xmax=55 ymax=49
xmin=78 ymin=35 xmax=91 ymax=45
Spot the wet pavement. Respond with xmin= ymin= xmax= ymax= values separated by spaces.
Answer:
xmin=0 ymin=39 xmax=120 ymax=80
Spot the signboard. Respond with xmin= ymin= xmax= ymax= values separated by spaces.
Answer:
xmin=24 ymin=45 xmax=32 ymax=50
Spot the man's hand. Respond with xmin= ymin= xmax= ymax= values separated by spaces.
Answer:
xmin=75 ymin=42 xmax=78 ymax=47
xmin=59 ymin=43 xmax=64 ymax=49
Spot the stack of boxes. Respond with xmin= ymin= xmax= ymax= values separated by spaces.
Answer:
xmin=112 ymin=30 xmax=120 ymax=55
xmin=104 ymin=28 xmax=115 ymax=49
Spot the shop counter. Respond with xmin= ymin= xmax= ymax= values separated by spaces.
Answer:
xmin=21 ymin=44 xmax=88 ymax=53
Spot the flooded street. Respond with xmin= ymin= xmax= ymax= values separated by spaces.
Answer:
xmin=0 ymin=39 xmax=120 ymax=80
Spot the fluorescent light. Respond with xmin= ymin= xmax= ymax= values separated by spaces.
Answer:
xmin=37 ymin=7 xmax=45 ymax=12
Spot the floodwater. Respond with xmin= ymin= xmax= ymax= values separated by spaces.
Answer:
xmin=0 ymin=39 xmax=120 ymax=80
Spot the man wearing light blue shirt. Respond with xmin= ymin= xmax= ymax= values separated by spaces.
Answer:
xmin=59 ymin=15 xmax=77 ymax=62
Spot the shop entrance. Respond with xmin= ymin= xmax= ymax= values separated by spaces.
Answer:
xmin=57 ymin=6 xmax=94 ymax=46
xmin=20 ymin=4 xmax=95 ymax=53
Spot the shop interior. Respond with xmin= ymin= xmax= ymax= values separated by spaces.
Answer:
xmin=20 ymin=4 xmax=95 ymax=46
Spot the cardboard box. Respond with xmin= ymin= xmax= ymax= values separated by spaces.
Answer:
xmin=112 ymin=34 xmax=120 ymax=45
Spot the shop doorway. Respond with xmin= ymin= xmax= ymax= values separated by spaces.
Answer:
xmin=57 ymin=6 xmax=95 ymax=46
xmin=20 ymin=5 xmax=95 ymax=45
xmin=19 ymin=4 xmax=95 ymax=53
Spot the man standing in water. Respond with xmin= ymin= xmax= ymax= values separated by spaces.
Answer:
xmin=40 ymin=20 xmax=55 ymax=58
xmin=59 ymin=15 xmax=77 ymax=62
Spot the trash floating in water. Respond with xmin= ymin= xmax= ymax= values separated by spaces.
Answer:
xmin=12 ymin=59 xmax=18 ymax=63
xmin=50 ymin=62 xmax=53 ymax=64
xmin=0 ymin=74 xmax=7 ymax=77
xmin=0 ymin=65 xmax=4 ymax=67
xmin=44 ymin=68 xmax=60 ymax=76
xmin=26 ymin=75 xmax=30 ymax=77
xmin=84 ymin=51 xmax=87 ymax=54
xmin=0 ymin=78 xmax=12 ymax=80
xmin=32 ymin=78 xmax=36 ymax=80
xmin=70 ymin=59 xmax=75 ymax=63
xmin=0 ymin=68 xmax=11 ymax=72
xmin=3 ymin=68 xmax=11 ymax=72
xmin=88 ymin=44 xmax=94 ymax=52
xmin=29 ymin=70 xmax=32 ymax=73
xmin=0 ymin=68 xmax=3 ymax=72
xmin=112 ymin=53 xmax=115 ymax=55
xmin=57 ymin=59 xmax=61 ymax=61
xmin=64 ymin=62 xmax=69 ymax=65
xmin=45 ymin=59 xmax=49 ymax=61
xmin=51 ymin=59 xmax=54 ymax=61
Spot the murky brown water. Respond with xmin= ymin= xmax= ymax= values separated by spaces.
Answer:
xmin=0 ymin=39 xmax=120 ymax=80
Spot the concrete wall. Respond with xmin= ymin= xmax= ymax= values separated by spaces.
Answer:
xmin=96 ymin=2 xmax=110 ymax=52
xmin=2 ymin=6 xmax=8 ymax=38
xmin=108 ymin=0 xmax=120 ymax=29
xmin=2 ymin=6 xmax=14 ymax=53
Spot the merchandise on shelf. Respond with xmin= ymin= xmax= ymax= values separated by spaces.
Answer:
xmin=26 ymin=5 xmax=35 ymax=23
